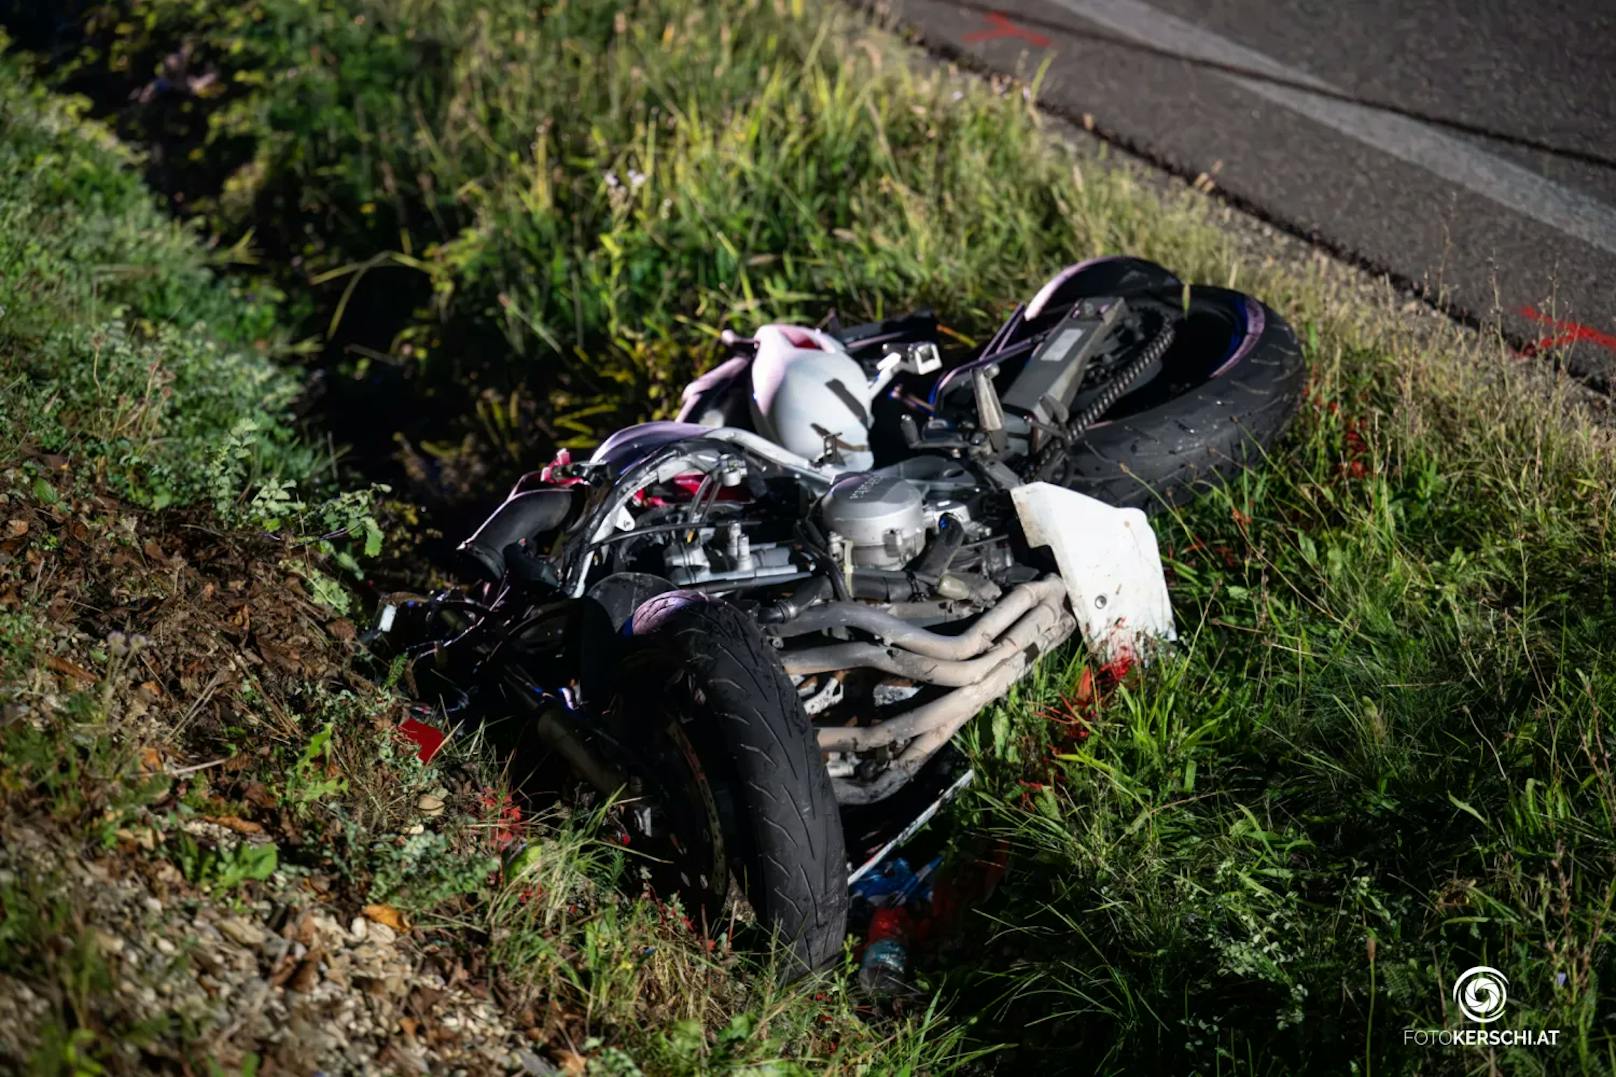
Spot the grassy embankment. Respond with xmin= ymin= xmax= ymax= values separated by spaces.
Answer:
xmin=5 ymin=0 xmax=1615 ymax=1073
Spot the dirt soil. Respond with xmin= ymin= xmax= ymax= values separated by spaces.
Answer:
xmin=0 ymin=455 xmax=557 ymax=1074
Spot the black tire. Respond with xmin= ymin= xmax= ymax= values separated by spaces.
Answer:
xmin=1060 ymin=284 xmax=1305 ymax=511
xmin=609 ymin=591 xmax=848 ymax=974
xmin=1022 ymin=255 xmax=1183 ymax=322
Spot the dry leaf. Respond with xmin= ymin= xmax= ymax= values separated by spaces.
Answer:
xmin=363 ymin=904 xmax=408 ymax=932
xmin=204 ymin=815 xmax=265 ymax=836
xmin=288 ymin=954 xmax=322 ymax=993
xmin=115 ymin=826 xmax=159 ymax=851
xmin=286 ymin=910 xmax=317 ymax=947
xmin=267 ymin=953 xmax=298 ymax=988
xmin=242 ymin=782 xmax=277 ymax=809
xmin=46 ymin=655 xmax=97 ymax=683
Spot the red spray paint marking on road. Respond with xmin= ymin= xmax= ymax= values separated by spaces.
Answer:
xmin=1518 ymin=305 xmax=1616 ymax=357
xmin=963 ymin=11 xmax=1052 ymax=48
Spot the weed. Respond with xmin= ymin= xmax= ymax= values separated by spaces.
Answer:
xmin=0 ymin=43 xmax=314 ymax=506
xmin=950 ymin=310 xmax=1616 ymax=1070
xmin=31 ymin=0 xmax=1228 ymax=484
xmin=169 ymin=833 xmax=279 ymax=891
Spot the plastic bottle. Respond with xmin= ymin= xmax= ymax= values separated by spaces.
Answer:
xmin=859 ymin=907 xmax=910 ymax=995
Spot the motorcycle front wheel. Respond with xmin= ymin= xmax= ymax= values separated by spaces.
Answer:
xmin=604 ymin=590 xmax=848 ymax=975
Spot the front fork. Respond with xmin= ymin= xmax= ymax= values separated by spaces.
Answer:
xmin=500 ymin=667 xmax=628 ymax=798
xmin=530 ymin=700 xmax=628 ymax=797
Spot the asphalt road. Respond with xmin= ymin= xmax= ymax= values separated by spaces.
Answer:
xmin=883 ymin=0 xmax=1616 ymax=386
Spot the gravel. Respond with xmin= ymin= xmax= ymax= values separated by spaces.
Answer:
xmin=0 ymin=823 xmax=534 ymax=1075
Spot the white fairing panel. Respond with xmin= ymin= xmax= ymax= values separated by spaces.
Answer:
xmin=1011 ymin=482 xmax=1177 ymax=663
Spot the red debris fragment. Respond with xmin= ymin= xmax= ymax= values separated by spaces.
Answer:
xmin=399 ymin=716 xmax=446 ymax=764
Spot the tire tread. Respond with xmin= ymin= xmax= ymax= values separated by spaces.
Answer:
xmin=623 ymin=593 xmax=848 ymax=973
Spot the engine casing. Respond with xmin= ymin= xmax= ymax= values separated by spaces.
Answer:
xmin=821 ymin=473 xmax=928 ymax=568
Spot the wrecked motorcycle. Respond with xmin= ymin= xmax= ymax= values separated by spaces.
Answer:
xmin=371 ymin=256 xmax=1304 ymax=971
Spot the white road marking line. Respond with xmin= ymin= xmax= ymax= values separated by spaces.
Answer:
xmin=1043 ymin=0 xmax=1616 ymax=256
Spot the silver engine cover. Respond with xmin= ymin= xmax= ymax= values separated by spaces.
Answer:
xmin=821 ymin=472 xmax=927 ymax=568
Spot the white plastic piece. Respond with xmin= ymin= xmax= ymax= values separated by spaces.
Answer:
xmin=749 ymin=325 xmax=877 ymax=471
xmin=1011 ymin=482 xmax=1176 ymax=663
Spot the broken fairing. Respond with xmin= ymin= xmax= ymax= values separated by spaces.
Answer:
xmin=1011 ymin=482 xmax=1177 ymax=662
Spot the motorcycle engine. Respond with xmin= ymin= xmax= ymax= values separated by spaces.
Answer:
xmin=819 ymin=473 xmax=929 ymax=569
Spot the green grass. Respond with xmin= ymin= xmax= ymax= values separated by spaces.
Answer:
xmin=5 ymin=0 xmax=1616 ymax=1073
xmin=949 ymin=313 xmax=1616 ymax=1071
xmin=0 ymin=41 xmax=316 ymax=507
xmin=42 ymin=0 xmax=1226 ymax=460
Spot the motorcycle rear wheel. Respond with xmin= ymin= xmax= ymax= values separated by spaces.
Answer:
xmin=1050 ymin=271 xmax=1305 ymax=511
